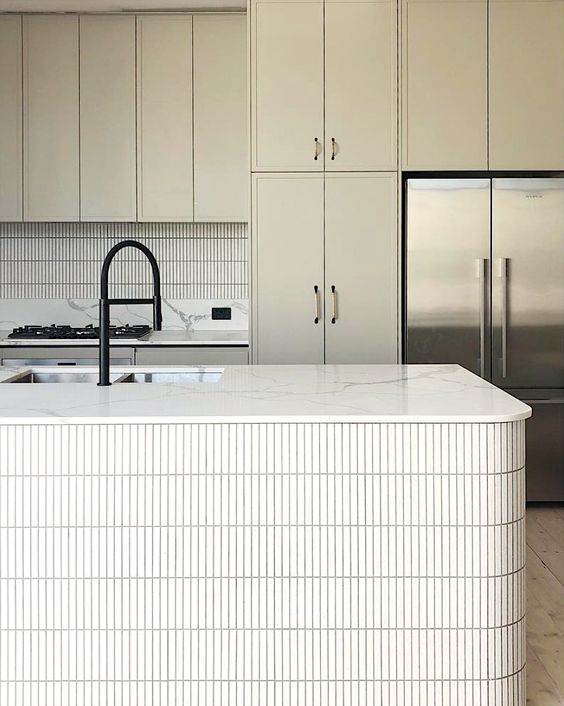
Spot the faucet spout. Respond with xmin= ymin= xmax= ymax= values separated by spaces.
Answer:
xmin=98 ymin=240 xmax=162 ymax=386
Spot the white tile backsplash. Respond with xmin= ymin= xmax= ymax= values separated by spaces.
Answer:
xmin=0 ymin=221 xmax=248 ymax=300
xmin=0 ymin=221 xmax=249 ymax=330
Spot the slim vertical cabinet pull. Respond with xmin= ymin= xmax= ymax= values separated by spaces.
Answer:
xmin=314 ymin=138 xmax=320 ymax=161
xmin=331 ymin=138 xmax=336 ymax=160
xmin=331 ymin=285 xmax=337 ymax=324
xmin=478 ymin=259 xmax=488 ymax=378
xmin=313 ymin=285 xmax=320 ymax=324
xmin=498 ymin=257 xmax=509 ymax=379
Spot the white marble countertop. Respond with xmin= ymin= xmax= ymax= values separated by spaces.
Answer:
xmin=0 ymin=330 xmax=249 ymax=347
xmin=0 ymin=364 xmax=531 ymax=425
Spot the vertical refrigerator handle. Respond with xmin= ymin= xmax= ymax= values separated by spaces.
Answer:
xmin=496 ymin=258 xmax=509 ymax=379
xmin=478 ymin=258 xmax=489 ymax=379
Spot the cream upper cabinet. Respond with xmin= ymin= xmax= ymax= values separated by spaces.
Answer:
xmin=80 ymin=16 xmax=136 ymax=221
xmin=137 ymin=15 xmax=193 ymax=222
xmin=23 ymin=16 xmax=79 ymax=221
xmin=253 ymin=174 xmax=325 ymax=363
xmin=251 ymin=0 xmax=397 ymax=172
xmin=325 ymin=0 xmax=397 ymax=171
xmin=193 ymin=15 xmax=248 ymax=222
xmin=324 ymin=173 xmax=397 ymax=363
xmin=489 ymin=0 xmax=564 ymax=170
xmin=401 ymin=0 xmax=488 ymax=170
xmin=0 ymin=17 xmax=23 ymax=222
xmin=251 ymin=1 xmax=324 ymax=171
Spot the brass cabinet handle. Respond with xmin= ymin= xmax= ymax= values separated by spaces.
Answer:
xmin=331 ymin=138 xmax=336 ymax=160
xmin=314 ymin=138 xmax=320 ymax=161
xmin=314 ymin=285 xmax=320 ymax=324
xmin=331 ymin=285 xmax=337 ymax=324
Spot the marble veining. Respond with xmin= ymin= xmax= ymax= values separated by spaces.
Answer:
xmin=0 ymin=364 xmax=532 ymax=424
xmin=0 ymin=297 xmax=249 ymax=332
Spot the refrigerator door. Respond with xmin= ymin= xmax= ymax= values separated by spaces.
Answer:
xmin=492 ymin=178 xmax=564 ymax=388
xmin=507 ymin=388 xmax=564 ymax=502
xmin=405 ymin=179 xmax=491 ymax=376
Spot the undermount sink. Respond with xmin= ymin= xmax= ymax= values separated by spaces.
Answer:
xmin=10 ymin=369 xmax=126 ymax=384
xmin=119 ymin=371 xmax=223 ymax=384
xmin=5 ymin=367 xmax=224 ymax=384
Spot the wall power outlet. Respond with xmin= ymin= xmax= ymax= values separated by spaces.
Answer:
xmin=212 ymin=307 xmax=232 ymax=320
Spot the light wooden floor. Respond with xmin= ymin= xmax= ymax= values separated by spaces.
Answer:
xmin=526 ymin=505 xmax=564 ymax=705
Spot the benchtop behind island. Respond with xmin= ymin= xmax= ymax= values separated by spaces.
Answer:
xmin=0 ymin=364 xmax=531 ymax=705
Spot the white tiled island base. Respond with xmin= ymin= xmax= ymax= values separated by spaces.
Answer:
xmin=0 ymin=366 xmax=529 ymax=705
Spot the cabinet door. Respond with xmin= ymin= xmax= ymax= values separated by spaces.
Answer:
xmin=23 ymin=16 xmax=79 ymax=221
xmin=193 ymin=15 xmax=247 ymax=222
xmin=135 ymin=347 xmax=249 ymax=365
xmin=325 ymin=0 xmax=397 ymax=171
xmin=0 ymin=347 xmax=134 ymax=365
xmin=489 ymin=0 xmax=564 ymax=170
xmin=80 ymin=16 xmax=136 ymax=221
xmin=253 ymin=174 xmax=324 ymax=363
xmin=137 ymin=15 xmax=193 ymax=222
xmin=401 ymin=0 xmax=487 ymax=170
xmin=0 ymin=17 xmax=23 ymax=222
xmin=251 ymin=1 xmax=324 ymax=171
xmin=325 ymin=173 xmax=398 ymax=363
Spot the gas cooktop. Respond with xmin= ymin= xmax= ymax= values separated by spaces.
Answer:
xmin=7 ymin=324 xmax=152 ymax=341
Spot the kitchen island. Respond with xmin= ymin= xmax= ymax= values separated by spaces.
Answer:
xmin=0 ymin=365 xmax=530 ymax=705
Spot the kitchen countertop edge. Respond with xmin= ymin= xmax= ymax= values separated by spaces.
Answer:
xmin=0 ymin=364 xmax=533 ymax=425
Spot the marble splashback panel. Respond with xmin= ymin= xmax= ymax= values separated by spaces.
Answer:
xmin=0 ymin=298 xmax=248 ymax=331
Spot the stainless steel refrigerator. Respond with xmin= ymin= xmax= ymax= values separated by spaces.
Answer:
xmin=405 ymin=176 xmax=564 ymax=501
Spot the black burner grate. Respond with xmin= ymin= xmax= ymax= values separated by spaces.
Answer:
xmin=7 ymin=324 xmax=152 ymax=340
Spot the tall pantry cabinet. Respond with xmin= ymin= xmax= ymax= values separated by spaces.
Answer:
xmin=250 ymin=0 xmax=399 ymax=364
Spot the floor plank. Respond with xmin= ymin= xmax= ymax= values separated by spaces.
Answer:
xmin=526 ymin=505 xmax=564 ymax=706
xmin=527 ymin=547 xmax=564 ymax=634
xmin=527 ymin=510 xmax=564 ymax=588
xmin=526 ymin=643 xmax=564 ymax=706
xmin=533 ymin=508 xmax=564 ymax=560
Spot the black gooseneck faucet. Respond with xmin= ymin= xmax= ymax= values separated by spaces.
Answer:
xmin=98 ymin=240 xmax=162 ymax=386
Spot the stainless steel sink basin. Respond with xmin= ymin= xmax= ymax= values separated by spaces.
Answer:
xmin=4 ymin=367 xmax=223 ymax=384
xmin=10 ymin=370 xmax=126 ymax=383
xmin=118 ymin=371 xmax=223 ymax=384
